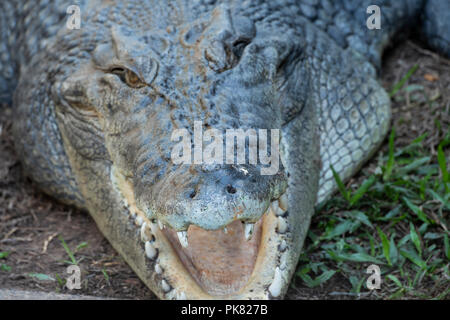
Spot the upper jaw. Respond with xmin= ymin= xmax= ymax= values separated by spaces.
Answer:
xmin=110 ymin=165 xmax=296 ymax=299
xmin=133 ymin=164 xmax=288 ymax=232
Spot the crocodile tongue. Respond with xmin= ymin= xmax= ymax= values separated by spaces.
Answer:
xmin=163 ymin=219 xmax=262 ymax=296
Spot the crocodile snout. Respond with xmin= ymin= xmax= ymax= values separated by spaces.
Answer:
xmin=139 ymin=164 xmax=287 ymax=232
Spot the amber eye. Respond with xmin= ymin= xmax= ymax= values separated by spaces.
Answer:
xmin=126 ymin=71 xmax=140 ymax=86
xmin=110 ymin=67 xmax=146 ymax=88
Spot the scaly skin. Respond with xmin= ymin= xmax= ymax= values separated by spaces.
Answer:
xmin=0 ymin=0 xmax=448 ymax=299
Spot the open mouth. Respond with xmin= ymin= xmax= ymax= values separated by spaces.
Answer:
xmin=163 ymin=219 xmax=263 ymax=296
xmin=110 ymin=166 xmax=291 ymax=299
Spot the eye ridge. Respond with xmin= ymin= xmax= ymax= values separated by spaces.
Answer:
xmin=110 ymin=67 xmax=146 ymax=88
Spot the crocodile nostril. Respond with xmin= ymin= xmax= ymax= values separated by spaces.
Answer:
xmin=226 ymin=185 xmax=237 ymax=194
xmin=232 ymin=39 xmax=250 ymax=58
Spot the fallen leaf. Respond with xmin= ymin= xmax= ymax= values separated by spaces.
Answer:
xmin=424 ymin=73 xmax=438 ymax=82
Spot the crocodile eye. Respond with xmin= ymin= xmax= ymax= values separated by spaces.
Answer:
xmin=125 ymin=70 xmax=141 ymax=87
xmin=110 ymin=67 xmax=146 ymax=88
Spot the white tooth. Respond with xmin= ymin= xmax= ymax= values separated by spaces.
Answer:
xmin=271 ymin=200 xmax=279 ymax=213
xmin=154 ymin=263 xmax=163 ymax=274
xmin=177 ymin=231 xmax=188 ymax=248
xmin=158 ymin=220 xmax=165 ymax=230
xmin=274 ymin=206 xmax=285 ymax=216
xmin=135 ymin=215 xmax=143 ymax=226
xmin=277 ymin=217 xmax=288 ymax=234
xmin=161 ymin=279 xmax=171 ymax=293
xmin=223 ymin=227 xmax=228 ymax=234
xmin=278 ymin=240 xmax=287 ymax=252
xmin=268 ymin=267 xmax=284 ymax=298
xmin=244 ymin=223 xmax=254 ymax=241
xmin=279 ymin=193 xmax=288 ymax=211
xmin=145 ymin=241 xmax=158 ymax=259
xmin=140 ymin=222 xmax=148 ymax=242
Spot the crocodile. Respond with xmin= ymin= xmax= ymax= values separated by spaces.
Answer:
xmin=0 ymin=0 xmax=448 ymax=299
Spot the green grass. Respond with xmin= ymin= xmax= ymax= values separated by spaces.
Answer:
xmin=27 ymin=273 xmax=55 ymax=281
xmin=294 ymin=61 xmax=449 ymax=299
xmin=0 ymin=251 xmax=11 ymax=272
xmin=389 ymin=64 xmax=419 ymax=97
xmin=59 ymin=236 xmax=88 ymax=265
xmin=54 ymin=273 xmax=67 ymax=292
xmin=296 ymin=127 xmax=449 ymax=299
xmin=102 ymin=268 xmax=111 ymax=286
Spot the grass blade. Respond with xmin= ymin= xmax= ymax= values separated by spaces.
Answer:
xmin=345 ymin=211 xmax=373 ymax=229
xmin=59 ymin=236 xmax=77 ymax=265
xmin=377 ymin=227 xmax=392 ymax=266
xmin=28 ymin=273 xmax=55 ymax=281
xmin=437 ymin=144 xmax=449 ymax=194
xmin=336 ymin=252 xmax=384 ymax=264
xmin=383 ymin=128 xmax=396 ymax=181
xmin=76 ymin=242 xmax=88 ymax=251
xmin=402 ymin=197 xmax=430 ymax=224
xmin=387 ymin=274 xmax=403 ymax=288
xmin=409 ymin=222 xmax=422 ymax=257
xmin=393 ymin=157 xmax=430 ymax=178
xmin=400 ymin=249 xmax=427 ymax=269
xmin=323 ymin=220 xmax=356 ymax=240
xmin=350 ymin=175 xmax=376 ymax=206
xmin=331 ymin=165 xmax=350 ymax=202
xmin=299 ymin=269 xmax=336 ymax=288
xmin=389 ymin=236 xmax=399 ymax=265
xmin=102 ymin=268 xmax=110 ymax=285
xmin=444 ymin=234 xmax=449 ymax=261
xmin=389 ymin=64 xmax=419 ymax=97
xmin=314 ymin=270 xmax=336 ymax=286
xmin=1 ymin=264 xmax=11 ymax=272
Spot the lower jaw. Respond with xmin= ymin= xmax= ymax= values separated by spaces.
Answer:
xmin=142 ymin=208 xmax=290 ymax=299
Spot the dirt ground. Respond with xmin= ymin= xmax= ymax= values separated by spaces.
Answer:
xmin=0 ymin=40 xmax=448 ymax=300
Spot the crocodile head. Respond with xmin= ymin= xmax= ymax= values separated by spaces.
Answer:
xmin=49 ymin=4 xmax=319 ymax=299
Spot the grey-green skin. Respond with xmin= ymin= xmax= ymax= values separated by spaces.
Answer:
xmin=0 ymin=0 xmax=448 ymax=299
